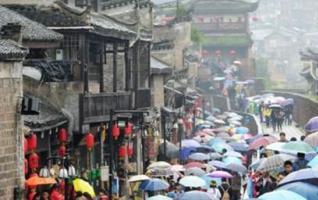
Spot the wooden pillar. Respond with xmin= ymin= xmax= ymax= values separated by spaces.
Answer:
xmin=124 ymin=42 xmax=130 ymax=91
xmin=79 ymin=34 xmax=89 ymax=93
xmin=99 ymin=42 xmax=105 ymax=93
xmin=113 ymin=42 xmax=118 ymax=93
xmin=147 ymin=42 xmax=151 ymax=89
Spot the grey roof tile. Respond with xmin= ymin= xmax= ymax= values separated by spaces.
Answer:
xmin=0 ymin=39 xmax=27 ymax=60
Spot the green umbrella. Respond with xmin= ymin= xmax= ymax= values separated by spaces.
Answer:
xmin=281 ymin=142 xmax=315 ymax=154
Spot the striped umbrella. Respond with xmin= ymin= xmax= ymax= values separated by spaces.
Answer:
xmin=257 ymin=154 xmax=296 ymax=172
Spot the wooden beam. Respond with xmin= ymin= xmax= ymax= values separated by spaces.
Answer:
xmin=99 ymin=43 xmax=105 ymax=93
xmin=113 ymin=42 xmax=118 ymax=93
xmin=125 ymin=42 xmax=130 ymax=91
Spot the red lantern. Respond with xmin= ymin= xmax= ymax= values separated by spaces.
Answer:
xmin=112 ymin=123 xmax=120 ymax=140
xmin=85 ymin=133 xmax=94 ymax=151
xmin=124 ymin=123 xmax=133 ymax=137
xmin=28 ymin=152 xmax=39 ymax=169
xmin=58 ymin=128 xmax=68 ymax=143
xmin=58 ymin=145 xmax=66 ymax=157
xmin=24 ymin=158 xmax=28 ymax=175
xmin=127 ymin=145 xmax=133 ymax=157
xmin=215 ymin=50 xmax=222 ymax=56
xmin=24 ymin=138 xmax=28 ymax=154
xmin=118 ymin=145 xmax=127 ymax=157
xmin=229 ymin=49 xmax=236 ymax=56
xmin=27 ymin=133 xmax=37 ymax=151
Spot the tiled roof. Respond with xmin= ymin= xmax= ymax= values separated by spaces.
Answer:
xmin=0 ymin=6 xmax=63 ymax=41
xmin=193 ymin=0 xmax=259 ymax=14
xmin=0 ymin=39 xmax=28 ymax=60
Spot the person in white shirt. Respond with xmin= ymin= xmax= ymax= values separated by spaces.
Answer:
xmin=207 ymin=180 xmax=222 ymax=200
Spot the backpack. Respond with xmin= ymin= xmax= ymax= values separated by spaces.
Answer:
xmin=221 ymin=185 xmax=230 ymax=200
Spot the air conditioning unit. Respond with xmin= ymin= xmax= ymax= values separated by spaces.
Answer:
xmin=56 ymin=49 xmax=63 ymax=61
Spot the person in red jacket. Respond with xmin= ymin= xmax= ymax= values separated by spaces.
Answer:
xmin=50 ymin=184 xmax=64 ymax=200
xmin=99 ymin=190 xmax=109 ymax=200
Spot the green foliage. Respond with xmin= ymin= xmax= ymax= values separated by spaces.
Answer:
xmin=191 ymin=27 xmax=205 ymax=45
xmin=176 ymin=4 xmax=187 ymax=18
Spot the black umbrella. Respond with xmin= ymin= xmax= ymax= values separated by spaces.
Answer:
xmin=159 ymin=141 xmax=179 ymax=159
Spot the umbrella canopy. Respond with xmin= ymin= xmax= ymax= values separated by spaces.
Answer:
xmin=223 ymin=156 xmax=242 ymax=165
xmin=180 ymin=147 xmax=196 ymax=161
xmin=26 ymin=175 xmax=56 ymax=187
xmin=249 ymin=158 xmax=265 ymax=170
xmin=224 ymin=151 xmax=243 ymax=158
xmin=248 ymin=135 xmax=277 ymax=150
xmin=141 ymin=178 xmax=169 ymax=191
xmin=181 ymin=139 xmax=201 ymax=148
xmin=257 ymin=154 xmax=296 ymax=172
xmin=208 ymin=152 xmax=222 ymax=160
xmin=307 ymin=155 xmax=318 ymax=167
xmin=147 ymin=161 xmax=171 ymax=170
xmin=235 ymin=127 xmax=249 ymax=134
xmin=208 ymin=138 xmax=226 ymax=146
xmin=280 ymin=141 xmax=315 ymax=154
xmin=73 ymin=179 xmax=96 ymax=197
xmin=196 ymin=145 xmax=214 ymax=153
xmin=208 ymin=171 xmax=233 ymax=178
xmin=269 ymin=104 xmax=283 ymax=109
xmin=258 ymin=190 xmax=306 ymax=200
xmin=211 ymin=142 xmax=233 ymax=153
xmin=200 ymin=175 xmax=221 ymax=186
xmin=279 ymin=182 xmax=318 ymax=200
xmin=159 ymin=141 xmax=179 ymax=159
xmin=185 ymin=167 xmax=206 ymax=177
xmin=225 ymin=163 xmax=247 ymax=174
xmin=228 ymin=142 xmax=249 ymax=152
xmin=188 ymin=152 xmax=209 ymax=161
xmin=179 ymin=191 xmax=212 ymax=200
xmin=128 ymin=175 xmax=150 ymax=183
xmin=245 ymin=134 xmax=263 ymax=144
xmin=179 ymin=176 xmax=206 ymax=188
xmin=148 ymin=195 xmax=172 ymax=200
xmin=281 ymin=98 xmax=294 ymax=106
xmin=266 ymin=142 xmax=286 ymax=152
xmin=208 ymin=160 xmax=227 ymax=169
xmin=170 ymin=164 xmax=185 ymax=172
xmin=304 ymin=132 xmax=318 ymax=148
xmin=184 ymin=162 xmax=204 ymax=169
xmin=278 ymin=168 xmax=318 ymax=186
xmin=305 ymin=116 xmax=318 ymax=133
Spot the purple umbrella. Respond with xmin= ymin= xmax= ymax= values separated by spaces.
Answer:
xmin=228 ymin=142 xmax=249 ymax=152
xmin=225 ymin=163 xmax=247 ymax=174
xmin=305 ymin=117 xmax=318 ymax=133
xmin=278 ymin=168 xmax=318 ymax=186
xmin=181 ymin=139 xmax=201 ymax=148
xmin=208 ymin=171 xmax=233 ymax=178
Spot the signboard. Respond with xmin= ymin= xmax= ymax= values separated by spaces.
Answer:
xmin=112 ymin=177 xmax=119 ymax=194
xmin=100 ymin=166 xmax=109 ymax=181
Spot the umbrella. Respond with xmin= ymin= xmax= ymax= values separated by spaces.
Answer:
xmin=236 ymin=127 xmax=249 ymax=134
xmin=304 ymin=132 xmax=318 ymax=148
xmin=181 ymin=139 xmax=201 ymax=148
xmin=269 ymin=104 xmax=283 ymax=109
xmin=196 ymin=145 xmax=214 ymax=153
xmin=228 ymin=142 xmax=249 ymax=152
xmin=179 ymin=176 xmax=206 ymax=188
xmin=147 ymin=168 xmax=174 ymax=177
xmin=200 ymin=175 xmax=221 ymax=186
xmin=258 ymin=190 xmax=306 ymax=200
xmin=280 ymin=141 xmax=315 ymax=154
xmin=223 ymin=156 xmax=242 ymax=165
xmin=148 ymin=195 xmax=172 ymax=200
xmin=279 ymin=182 xmax=318 ymax=200
xmin=224 ymin=151 xmax=243 ymax=158
xmin=73 ymin=178 xmax=96 ymax=197
xmin=26 ymin=175 xmax=56 ymax=187
xmin=212 ymin=142 xmax=233 ymax=153
xmin=266 ymin=142 xmax=286 ymax=152
xmin=208 ymin=171 xmax=233 ymax=178
xmin=128 ymin=175 xmax=150 ymax=182
xmin=188 ymin=152 xmax=209 ymax=161
xmin=208 ymin=138 xmax=226 ymax=146
xmin=245 ymin=134 xmax=263 ymax=144
xmin=170 ymin=164 xmax=185 ymax=172
xmin=257 ymin=154 xmax=296 ymax=172
xmin=141 ymin=178 xmax=169 ymax=191
xmin=305 ymin=116 xmax=318 ymax=133
xmin=278 ymin=168 xmax=318 ymax=186
xmin=214 ymin=119 xmax=226 ymax=124
xmin=249 ymin=158 xmax=265 ymax=170
xmin=184 ymin=162 xmax=204 ymax=169
xmin=307 ymin=155 xmax=318 ymax=167
xmin=248 ymin=135 xmax=277 ymax=150
xmin=147 ymin=161 xmax=171 ymax=170
xmin=159 ymin=141 xmax=179 ymax=159
xmin=185 ymin=167 xmax=206 ymax=177
xmin=179 ymin=191 xmax=212 ymax=200
xmin=225 ymin=163 xmax=247 ymax=174
xmin=229 ymin=120 xmax=242 ymax=126
xmin=208 ymin=152 xmax=222 ymax=160
xmin=180 ymin=147 xmax=196 ymax=161
xmin=281 ymin=98 xmax=294 ymax=106
xmin=208 ymin=160 xmax=227 ymax=169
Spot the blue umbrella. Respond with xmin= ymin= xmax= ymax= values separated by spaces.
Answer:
xmin=212 ymin=143 xmax=233 ymax=153
xmin=179 ymin=191 xmax=212 ymax=200
xmin=181 ymin=139 xmax=201 ymax=148
xmin=279 ymin=182 xmax=318 ymax=200
xmin=236 ymin=127 xmax=249 ymax=134
xmin=308 ymin=155 xmax=318 ymax=167
xmin=228 ymin=142 xmax=249 ymax=152
xmin=258 ymin=190 xmax=306 ymax=200
xmin=180 ymin=147 xmax=196 ymax=161
xmin=223 ymin=156 xmax=242 ymax=165
xmin=208 ymin=160 xmax=226 ymax=169
xmin=140 ymin=178 xmax=169 ymax=191
xmin=278 ymin=168 xmax=318 ymax=186
xmin=200 ymin=175 xmax=221 ymax=187
xmin=208 ymin=138 xmax=226 ymax=146
xmin=188 ymin=152 xmax=209 ymax=161
xmin=305 ymin=116 xmax=318 ymax=133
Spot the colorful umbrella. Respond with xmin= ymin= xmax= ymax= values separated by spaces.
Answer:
xmin=141 ymin=178 xmax=169 ymax=191
xmin=208 ymin=171 xmax=233 ymax=178
xmin=228 ymin=142 xmax=249 ymax=152
xmin=185 ymin=167 xmax=206 ymax=177
xmin=128 ymin=175 xmax=150 ymax=182
xmin=307 ymin=155 xmax=318 ymax=167
xmin=26 ymin=175 xmax=56 ymax=187
xmin=305 ymin=116 xmax=318 ymax=133
xmin=181 ymin=139 xmax=201 ymax=148
xmin=223 ymin=156 xmax=242 ymax=165
xmin=236 ymin=127 xmax=249 ymax=134
xmin=208 ymin=138 xmax=226 ymax=146
xmin=147 ymin=161 xmax=171 ymax=170
xmin=249 ymin=158 xmax=265 ymax=170
xmin=279 ymin=182 xmax=318 ymax=200
xmin=179 ymin=176 xmax=206 ymax=188
xmin=180 ymin=147 xmax=196 ymax=161
xmin=73 ymin=178 xmax=96 ymax=197
xmin=280 ymin=141 xmax=315 ymax=154
xmin=278 ymin=168 xmax=318 ymax=186
xmin=148 ymin=195 xmax=172 ymax=200
xmin=258 ymin=190 xmax=306 ymax=200
xmin=304 ymin=132 xmax=318 ymax=148
xmin=245 ymin=134 xmax=263 ymax=144
xmin=196 ymin=145 xmax=214 ymax=153
xmin=225 ymin=163 xmax=247 ymax=174
xmin=257 ymin=154 xmax=296 ymax=172
xmin=248 ymin=135 xmax=277 ymax=150
xmin=208 ymin=160 xmax=226 ymax=169
xmin=188 ymin=152 xmax=209 ymax=161
xmin=224 ymin=151 xmax=243 ymax=158
xmin=184 ymin=162 xmax=204 ymax=169
xmin=179 ymin=191 xmax=212 ymax=200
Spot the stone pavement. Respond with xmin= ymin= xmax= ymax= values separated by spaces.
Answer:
xmin=261 ymin=122 xmax=305 ymax=140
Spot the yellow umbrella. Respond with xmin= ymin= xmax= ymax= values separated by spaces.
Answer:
xmin=73 ymin=178 xmax=96 ymax=197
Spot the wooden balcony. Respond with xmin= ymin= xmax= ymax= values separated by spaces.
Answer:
xmin=80 ymin=92 xmax=131 ymax=124
xmin=135 ymin=89 xmax=151 ymax=108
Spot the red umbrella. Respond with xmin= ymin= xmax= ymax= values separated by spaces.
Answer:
xmin=248 ymin=135 xmax=277 ymax=150
xmin=184 ymin=162 xmax=204 ymax=169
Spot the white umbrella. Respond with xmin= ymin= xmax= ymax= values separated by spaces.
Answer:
xmin=170 ymin=164 xmax=185 ymax=172
xmin=128 ymin=175 xmax=150 ymax=182
xmin=148 ymin=195 xmax=172 ymax=200
xmin=147 ymin=161 xmax=171 ymax=170
xmin=179 ymin=176 xmax=206 ymax=188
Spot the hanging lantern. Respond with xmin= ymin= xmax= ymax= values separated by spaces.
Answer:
xmin=24 ymin=138 xmax=28 ymax=154
xmin=112 ymin=123 xmax=120 ymax=140
xmin=118 ymin=145 xmax=127 ymax=158
xmin=124 ymin=122 xmax=133 ymax=137
xmin=27 ymin=133 xmax=37 ymax=151
xmin=215 ymin=50 xmax=222 ymax=56
xmin=85 ymin=133 xmax=94 ymax=151
xmin=58 ymin=145 xmax=66 ymax=157
xmin=24 ymin=159 xmax=28 ymax=175
xmin=28 ymin=152 xmax=39 ymax=169
xmin=58 ymin=128 xmax=68 ymax=143
xmin=127 ymin=144 xmax=133 ymax=157
xmin=229 ymin=49 xmax=236 ymax=56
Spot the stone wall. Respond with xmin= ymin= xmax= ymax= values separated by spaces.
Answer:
xmin=151 ymin=75 xmax=164 ymax=109
xmin=0 ymin=61 xmax=24 ymax=199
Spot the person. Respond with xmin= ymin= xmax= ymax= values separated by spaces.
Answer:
xmin=276 ymin=109 xmax=285 ymax=131
xmin=42 ymin=191 xmax=50 ymax=200
xmin=300 ymin=135 xmax=306 ymax=141
xmin=290 ymin=137 xmax=297 ymax=141
xmin=50 ymin=184 xmax=64 ymax=200
xmin=276 ymin=172 xmax=285 ymax=184
xmin=256 ymin=173 xmax=276 ymax=197
xmin=294 ymin=153 xmax=308 ymax=170
xmin=207 ymin=180 xmax=221 ymax=200
xmin=230 ymin=172 xmax=241 ymax=200
xmin=271 ymin=110 xmax=278 ymax=132
xmin=218 ymin=178 xmax=231 ymax=200
xmin=278 ymin=132 xmax=288 ymax=143
xmin=263 ymin=106 xmax=272 ymax=128
xmin=32 ymin=193 xmax=41 ymax=200
xmin=99 ymin=190 xmax=109 ymax=200
xmin=259 ymin=101 xmax=264 ymax=123
xmin=282 ymin=160 xmax=293 ymax=176
xmin=83 ymin=192 xmax=93 ymax=200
